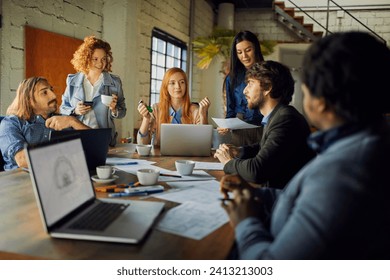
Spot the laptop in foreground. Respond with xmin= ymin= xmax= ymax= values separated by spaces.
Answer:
xmin=25 ymin=137 xmax=164 ymax=244
xmin=49 ymin=128 xmax=111 ymax=173
xmin=160 ymin=124 xmax=213 ymax=156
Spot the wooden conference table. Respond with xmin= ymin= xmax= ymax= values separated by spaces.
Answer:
xmin=0 ymin=145 xmax=234 ymax=260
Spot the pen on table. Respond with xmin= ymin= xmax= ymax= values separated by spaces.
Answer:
xmin=96 ymin=188 xmax=126 ymax=193
xmin=108 ymin=192 xmax=148 ymax=198
xmin=95 ymin=184 xmax=125 ymax=191
xmin=113 ymin=162 xmax=138 ymax=166
xmin=130 ymin=181 xmax=141 ymax=187
xmin=95 ymin=183 xmax=133 ymax=192
xmin=160 ymin=173 xmax=182 ymax=178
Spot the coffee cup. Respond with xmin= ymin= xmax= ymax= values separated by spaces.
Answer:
xmin=96 ymin=165 xmax=115 ymax=179
xmin=175 ymin=160 xmax=195 ymax=176
xmin=136 ymin=144 xmax=152 ymax=156
xmin=137 ymin=168 xmax=160 ymax=185
xmin=101 ymin=95 xmax=113 ymax=107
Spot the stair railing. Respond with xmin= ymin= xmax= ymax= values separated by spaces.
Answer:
xmin=286 ymin=0 xmax=386 ymax=45
xmin=326 ymin=0 xmax=386 ymax=45
xmin=287 ymin=0 xmax=332 ymax=35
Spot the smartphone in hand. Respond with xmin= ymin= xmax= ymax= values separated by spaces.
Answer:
xmin=83 ymin=101 xmax=93 ymax=107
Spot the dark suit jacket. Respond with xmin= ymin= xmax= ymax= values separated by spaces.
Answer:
xmin=224 ymin=103 xmax=315 ymax=189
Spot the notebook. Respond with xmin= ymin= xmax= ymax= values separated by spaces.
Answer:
xmin=49 ymin=128 xmax=111 ymax=173
xmin=160 ymin=124 xmax=213 ymax=156
xmin=25 ymin=137 xmax=165 ymax=244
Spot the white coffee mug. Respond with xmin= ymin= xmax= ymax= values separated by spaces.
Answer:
xmin=137 ymin=169 xmax=160 ymax=185
xmin=96 ymin=165 xmax=115 ymax=179
xmin=136 ymin=144 xmax=152 ymax=156
xmin=101 ymin=95 xmax=113 ymax=107
xmin=175 ymin=160 xmax=195 ymax=176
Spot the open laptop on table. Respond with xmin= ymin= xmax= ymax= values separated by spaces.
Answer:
xmin=49 ymin=128 xmax=111 ymax=173
xmin=25 ymin=137 xmax=165 ymax=244
xmin=160 ymin=124 xmax=213 ymax=156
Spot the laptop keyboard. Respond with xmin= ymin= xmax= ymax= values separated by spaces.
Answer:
xmin=69 ymin=201 xmax=129 ymax=231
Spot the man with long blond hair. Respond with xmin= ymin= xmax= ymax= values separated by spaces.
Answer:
xmin=137 ymin=67 xmax=210 ymax=146
xmin=0 ymin=77 xmax=89 ymax=170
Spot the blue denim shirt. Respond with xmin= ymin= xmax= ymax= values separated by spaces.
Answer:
xmin=60 ymin=72 xmax=126 ymax=146
xmin=169 ymin=106 xmax=182 ymax=124
xmin=0 ymin=115 xmax=52 ymax=170
xmin=225 ymin=73 xmax=263 ymax=125
xmin=234 ymin=124 xmax=390 ymax=259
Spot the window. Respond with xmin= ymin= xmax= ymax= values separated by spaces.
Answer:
xmin=150 ymin=28 xmax=187 ymax=105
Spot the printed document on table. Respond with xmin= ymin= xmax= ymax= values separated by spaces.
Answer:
xmin=156 ymin=201 xmax=229 ymax=240
xmin=106 ymin=157 xmax=156 ymax=165
xmin=158 ymin=170 xmax=215 ymax=182
xmin=154 ymin=180 xmax=221 ymax=204
xmin=194 ymin=161 xmax=223 ymax=170
xmin=212 ymin=117 xmax=259 ymax=129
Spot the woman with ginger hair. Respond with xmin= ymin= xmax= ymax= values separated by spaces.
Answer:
xmin=60 ymin=35 xmax=126 ymax=146
xmin=137 ymin=67 xmax=210 ymax=146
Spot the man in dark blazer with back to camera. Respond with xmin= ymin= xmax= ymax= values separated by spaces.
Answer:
xmin=214 ymin=61 xmax=314 ymax=189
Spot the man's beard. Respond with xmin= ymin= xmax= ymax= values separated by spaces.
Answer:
xmin=248 ymin=91 xmax=265 ymax=110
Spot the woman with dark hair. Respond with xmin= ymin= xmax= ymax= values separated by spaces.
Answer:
xmin=60 ymin=35 xmax=127 ymax=146
xmin=137 ymin=67 xmax=210 ymax=146
xmin=219 ymin=31 xmax=264 ymax=146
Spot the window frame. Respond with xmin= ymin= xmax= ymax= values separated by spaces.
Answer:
xmin=149 ymin=28 xmax=187 ymax=106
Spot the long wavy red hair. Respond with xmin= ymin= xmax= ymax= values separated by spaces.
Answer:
xmin=157 ymin=67 xmax=192 ymax=124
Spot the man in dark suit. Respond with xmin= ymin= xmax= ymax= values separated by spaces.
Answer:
xmin=214 ymin=61 xmax=314 ymax=189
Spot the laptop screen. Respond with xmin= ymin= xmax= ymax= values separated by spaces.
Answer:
xmin=160 ymin=124 xmax=213 ymax=156
xmin=49 ymin=128 xmax=111 ymax=172
xmin=28 ymin=138 xmax=94 ymax=227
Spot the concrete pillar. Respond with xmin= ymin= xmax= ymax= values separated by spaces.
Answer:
xmin=217 ymin=3 xmax=235 ymax=30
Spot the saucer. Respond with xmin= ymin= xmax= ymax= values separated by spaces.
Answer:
xmin=91 ymin=175 xmax=119 ymax=184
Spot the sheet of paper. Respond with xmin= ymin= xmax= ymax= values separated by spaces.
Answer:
xmin=108 ymin=143 xmax=137 ymax=155
xmin=212 ymin=117 xmax=259 ymax=129
xmin=158 ymin=170 xmax=215 ymax=182
xmin=194 ymin=161 xmax=224 ymax=170
xmin=114 ymin=164 xmax=170 ymax=175
xmin=106 ymin=157 xmax=155 ymax=165
xmin=153 ymin=180 xmax=221 ymax=204
xmin=156 ymin=201 xmax=229 ymax=240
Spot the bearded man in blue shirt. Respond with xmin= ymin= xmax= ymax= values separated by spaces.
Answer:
xmin=0 ymin=77 xmax=90 ymax=170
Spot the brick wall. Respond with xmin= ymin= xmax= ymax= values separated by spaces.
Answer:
xmin=0 ymin=0 xmax=214 ymax=139
xmin=0 ymin=0 xmax=103 ymax=114
xmin=235 ymin=8 xmax=390 ymax=45
xmin=295 ymin=9 xmax=390 ymax=44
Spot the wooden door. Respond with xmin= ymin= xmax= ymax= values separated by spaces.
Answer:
xmin=25 ymin=26 xmax=83 ymax=108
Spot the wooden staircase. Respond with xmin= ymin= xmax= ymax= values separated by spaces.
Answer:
xmin=274 ymin=1 xmax=324 ymax=42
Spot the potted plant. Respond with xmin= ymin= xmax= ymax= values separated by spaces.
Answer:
xmin=192 ymin=28 xmax=276 ymax=116
xmin=192 ymin=27 xmax=276 ymax=74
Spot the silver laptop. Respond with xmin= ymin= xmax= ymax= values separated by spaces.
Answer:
xmin=25 ymin=137 xmax=164 ymax=244
xmin=160 ymin=124 xmax=213 ymax=156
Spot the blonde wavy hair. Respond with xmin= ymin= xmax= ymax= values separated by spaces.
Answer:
xmin=71 ymin=35 xmax=113 ymax=74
